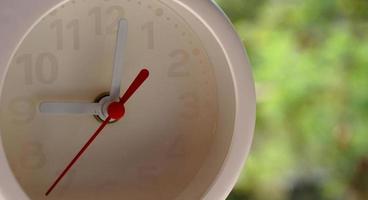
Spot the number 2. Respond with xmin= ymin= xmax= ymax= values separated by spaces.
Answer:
xmin=168 ymin=50 xmax=190 ymax=77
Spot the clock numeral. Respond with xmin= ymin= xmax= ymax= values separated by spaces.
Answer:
xmin=142 ymin=21 xmax=154 ymax=50
xmin=17 ymin=54 xmax=32 ymax=84
xmin=89 ymin=6 xmax=125 ymax=35
xmin=66 ymin=19 xmax=80 ymax=50
xmin=50 ymin=19 xmax=63 ymax=50
xmin=106 ymin=6 xmax=125 ymax=34
xmin=89 ymin=7 xmax=102 ymax=35
xmin=17 ymin=53 xmax=59 ymax=85
xmin=9 ymin=96 xmax=36 ymax=123
xmin=35 ymin=53 xmax=59 ymax=84
xmin=168 ymin=50 xmax=190 ymax=77
xmin=180 ymin=92 xmax=199 ymax=119
xmin=20 ymin=142 xmax=46 ymax=170
xmin=50 ymin=19 xmax=80 ymax=50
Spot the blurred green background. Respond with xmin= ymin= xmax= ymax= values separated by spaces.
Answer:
xmin=213 ymin=0 xmax=368 ymax=200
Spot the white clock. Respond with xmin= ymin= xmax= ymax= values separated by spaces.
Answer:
xmin=0 ymin=0 xmax=256 ymax=199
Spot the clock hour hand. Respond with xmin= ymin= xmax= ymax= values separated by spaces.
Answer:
xmin=110 ymin=19 xmax=128 ymax=101
xmin=39 ymin=102 xmax=102 ymax=115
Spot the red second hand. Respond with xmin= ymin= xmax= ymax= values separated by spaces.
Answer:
xmin=45 ymin=69 xmax=149 ymax=196
xmin=45 ymin=116 xmax=111 ymax=196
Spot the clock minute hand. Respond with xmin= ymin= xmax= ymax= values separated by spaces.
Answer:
xmin=110 ymin=19 xmax=128 ymax=101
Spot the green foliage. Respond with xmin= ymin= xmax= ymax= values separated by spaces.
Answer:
xmin=339 ymin=0 xmax=368 ymax=21
xmin=215 ymin=0 xmax=268 ymax=22
xmin=214 ymin=0 xmax=368 ymax=199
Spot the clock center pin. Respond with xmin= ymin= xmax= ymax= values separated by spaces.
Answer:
xmin=107 ymin=102 xmax=125 ymax=120
xmin=93 ymin=92 xmax=120 ymax=123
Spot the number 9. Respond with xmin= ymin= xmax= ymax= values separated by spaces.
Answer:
xmin=9 ymin=97 xmax=36 ymax=123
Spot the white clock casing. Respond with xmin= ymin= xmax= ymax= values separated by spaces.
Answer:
xmin=0 ymin=0 xmax=256 ymax=199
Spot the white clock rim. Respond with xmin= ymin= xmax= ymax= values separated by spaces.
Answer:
xmin=0 ymin=0 xmax=256 ymax=200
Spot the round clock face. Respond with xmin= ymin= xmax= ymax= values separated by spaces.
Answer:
xmin=0 ymin=0 xmax=219 ymax=199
